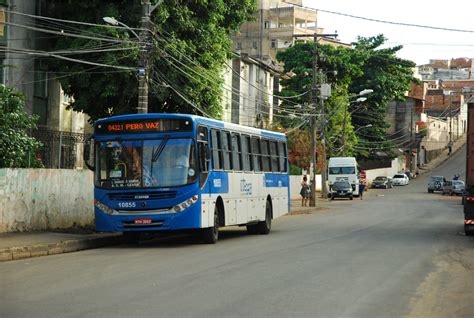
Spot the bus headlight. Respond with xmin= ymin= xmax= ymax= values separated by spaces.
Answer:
xmin=94 ymin=199 xmax=114 ymax=215
xmin=173 ymin=195 xmax=199 ymax=213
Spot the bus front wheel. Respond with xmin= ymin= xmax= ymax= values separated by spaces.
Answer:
xmin=257 ymin=200 xmax=272 ymax=235
xmin=122 ymin=232 xmax=141 ymax=244
xmin=201 ymin=206 xmax=219 ymax=244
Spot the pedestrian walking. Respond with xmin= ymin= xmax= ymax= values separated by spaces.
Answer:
xmin=300 ymin=176 xmax=310 ymax=207
xmin=359 ymin=180 xmax=366 ymax=200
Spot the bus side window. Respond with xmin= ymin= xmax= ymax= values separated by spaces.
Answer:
xmin=270 ymin=141 xmax=279 ymax=172
xmin=197 ymin=127 xmax=210 ymax=173
xmin=278 ymin=142 xmax=288 ymax=172
xmin=261 ymin=139 xmax=271 ymax=172
xmin=241 ymin=135 xmax=252 ymax=171
xmin=211 ymin=129 xmax=222 ymax=170
xmin=231 ymin=133 xmax=242 ymax=171
xmin=221 ymin=131 xmax=232 ymax=170
xmin=251 ymin=137 xmax=262 ymax=172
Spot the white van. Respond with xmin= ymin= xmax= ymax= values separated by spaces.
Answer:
xmin=328 ymin=157 xmax=360 ymax=196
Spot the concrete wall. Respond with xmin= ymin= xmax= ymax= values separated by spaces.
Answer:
xmin=0 ymin=169 xmax=94 ymax=233
xmin=364 ymin=159 xmax=401 ymax=184
xmin=290 ymin=174 xmax=321 ymax=199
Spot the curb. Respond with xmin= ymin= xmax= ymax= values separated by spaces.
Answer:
xmin=0 ymin=235 xmax=121 ymax=262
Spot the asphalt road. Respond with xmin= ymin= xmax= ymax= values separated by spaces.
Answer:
xmin=1 ymin=147 xmax=474 ymax=318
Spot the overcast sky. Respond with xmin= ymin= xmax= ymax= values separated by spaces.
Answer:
xmin=302 ymin=0 xmax=474 ymax=65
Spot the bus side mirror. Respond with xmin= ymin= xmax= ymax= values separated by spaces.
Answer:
xmin=83 ymin=137 xmax=95 ymax=171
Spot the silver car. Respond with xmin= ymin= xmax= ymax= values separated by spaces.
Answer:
xmin=427 ymin=175 xmax=446 ymax=193
xmin=442 ymin=180 xmax=465 ymax=195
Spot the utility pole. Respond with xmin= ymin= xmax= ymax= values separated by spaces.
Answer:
xmin=341 ymin=106 xmax=348 ymax=154
xmin=294 ymin=32 xmax=337 ymax=207
xmin=137 ymin=0 xmax=162 ymax=114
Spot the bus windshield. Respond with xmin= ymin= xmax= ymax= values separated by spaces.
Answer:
xmin=329 ymin=166 xmax=356 ymax=175
xmin=96 ymin=138 xmax=197 ymax=189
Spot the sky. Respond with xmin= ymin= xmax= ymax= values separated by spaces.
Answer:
xmin=301 ymin=0 xmax=474 ymax=65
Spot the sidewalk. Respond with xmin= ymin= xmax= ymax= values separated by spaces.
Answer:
xmin=0 ymin=231 xmax=121 ymax=262
xmin=416 ymin=135 xmax=466 ymax=177
xmin=0 ymin=136 xmax=466 ymax=262
xmin=290 ymin=195 xmax=331 ymax=215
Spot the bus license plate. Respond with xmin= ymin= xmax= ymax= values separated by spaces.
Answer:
xmin=134 ymin=218 xmax=152 ymax=225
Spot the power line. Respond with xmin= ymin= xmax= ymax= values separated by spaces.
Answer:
xmin=0 ymin=47 xmax=135 ymax=70
xmin=284 ymin=1 xmax=474 ymax=34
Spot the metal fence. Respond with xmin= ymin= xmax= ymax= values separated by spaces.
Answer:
xmin=31 ymin=128 xmax=87 ymax=169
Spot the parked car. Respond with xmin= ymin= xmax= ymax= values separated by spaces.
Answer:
xmin=427 ymin=175 xmax=446 ymax=193
xmin=442 ymin=180 xmax=465 ymax=196
xmin=371 ymin=176 xmax=393 ymax=189
xmin=392 ymin=173 xmax=409 ymax=186
xmin=330 ymin=181 xmax=354 ymax=200
xmin=402 ymin=170 xmax=415 ymax=179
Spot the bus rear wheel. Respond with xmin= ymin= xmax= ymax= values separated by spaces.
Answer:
xmin=201 ymin=206 xmax=219 ymax=244
xmin=257 ymin=200 xmax=272 ymax=235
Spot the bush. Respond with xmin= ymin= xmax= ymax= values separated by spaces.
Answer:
xmin=0 ymin=85 xmax=42 ymax=168
xmin=290 ymin=164 xmax=303 ymax=175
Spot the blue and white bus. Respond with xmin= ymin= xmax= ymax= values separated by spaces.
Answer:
xmin=84 ymin=114 xmax=290 ymax=243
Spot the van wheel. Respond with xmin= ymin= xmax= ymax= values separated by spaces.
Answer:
xmin=257 ymin=200 xmax=272 ymax=235
xmin=202 ymin=206 xmax=219 ymax=244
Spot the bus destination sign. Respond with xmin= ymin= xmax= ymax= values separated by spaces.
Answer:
xmin=95 ymin=118 xmax=192 ymax=135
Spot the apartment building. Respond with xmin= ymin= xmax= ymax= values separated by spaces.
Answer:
xmin=229 ymin=0 xmax=349 ymax=127
xmin=1 ymin=0 xmax=88 ymax=169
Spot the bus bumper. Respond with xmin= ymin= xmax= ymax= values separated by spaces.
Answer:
xmin=95 ymin=204 xmax=201 ymax=232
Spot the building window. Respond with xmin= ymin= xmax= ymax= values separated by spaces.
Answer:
xmin=252 ymin=41 xmax=257 ymax=49
xmin=236 ymin=42 xmax=242 ymax=50
xmin=33 ymin=66 xmax=48 ymax=127
xmin=264 ymin=21 xmax=270 ymax=29
xmin=271 ymin=39 xmax=276 ymax=48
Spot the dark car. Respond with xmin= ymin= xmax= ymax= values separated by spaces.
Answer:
xmin=371 ymin=176 xmax=393 ymax=189
xmin=331 ymin=181 xmax=354 ymax=200
xmin=442 ymin=180 xmax=465 ymax=196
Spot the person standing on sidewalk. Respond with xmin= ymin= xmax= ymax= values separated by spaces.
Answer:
xmin=300 ymin=176 xmax=310 ymax=207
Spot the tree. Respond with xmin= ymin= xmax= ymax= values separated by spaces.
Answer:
xmin=0 ymin=86 xmax=42 ymax=168
xmin=44 ymin=0 xmax=256 ymax=121
xmin=349 ymin=35 xmax=416 ymax=158
xmin=276 ymin=35 xmax=416 ymax=161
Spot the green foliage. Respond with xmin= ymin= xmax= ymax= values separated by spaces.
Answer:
xmin=289 ymin=164 xmax=302 ymax=175
xmin=276 ymin=35 xmax=416 ymax=160
xmin=0 ymin=86 xmax=42 ymax=168
xmin=44 ymin=0 xmax=257 ymax=121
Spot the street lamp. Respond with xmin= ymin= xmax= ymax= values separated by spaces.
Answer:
xmin=354 ymin=124 xmax=373 ymax=134
xmin=102 ymin=17 xmax=140 ymax=39
xmin=340 ymin=92 xmax=371 ymax=153
xmin=359 ymin=89 xmax=374 ymax=96
xmin=103 ymin=16 xmax=149 ymax=114
xmin=102 ymin=0 xmax=162 ymax=114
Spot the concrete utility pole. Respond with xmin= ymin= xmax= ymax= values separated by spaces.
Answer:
xmin=294 ymin=32 xmax=337 ymax=207
xmin=138 ymin=0 xmax=162 ymax=114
